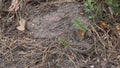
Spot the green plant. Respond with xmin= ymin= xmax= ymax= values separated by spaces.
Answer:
xmin=58 ymin=38 xmax=81 ymax=48
xmin=0 ymin=2 xmax=2 ymax=10
xmin=105 ymin=0 xmax=120 ymax=14
xmin=84 ymin=0 xmax=120 ymax=20
xmin=74 ymin=19 xmax=89 ymax=32
xmin=84 ymin=0 xmax=96 ymax=19
xmin=58 ymin=38 xmax=70 ymax=47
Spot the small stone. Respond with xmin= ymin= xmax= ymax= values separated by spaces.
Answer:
xmin=90 ymin=65 xmax=94 ymax=68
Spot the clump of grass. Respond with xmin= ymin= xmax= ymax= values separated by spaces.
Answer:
xmin=105 ymin=0 xmax=120 ymax=14
xmin=58 ymin=38 xmax=81 ymax=48
xmin=58 ymin=38 xmax=70 ymax=47
xmin=84 ymin=0 xmax=120 ymax=21
xmin=74 ymin=19 xmax=89 ymax=32
xmin=84 ymin=0 xmax=96 ymax=19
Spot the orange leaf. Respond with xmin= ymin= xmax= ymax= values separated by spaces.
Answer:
xmin=99 ymin=21 xmax=109 ymax=28
xmin=77 ymin=30 xmax=85 ymax=37
xmin=17 ymin=18 xmax=26 ymax=31
xmin=74 ymin=29 xmax=86 ymax=41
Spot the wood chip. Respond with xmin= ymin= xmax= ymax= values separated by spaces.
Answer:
xmin=17 ymin=18 xmax=26 ymax=31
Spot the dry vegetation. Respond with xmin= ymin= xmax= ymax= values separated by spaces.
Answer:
xmin=0 ymin=0 xmax=120 ymax=68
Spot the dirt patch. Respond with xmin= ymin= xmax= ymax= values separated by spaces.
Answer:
xmin=27 ymin=2 xmax=90 ymax=39
xmin=26 ymin=2 xmax=94 ymax=55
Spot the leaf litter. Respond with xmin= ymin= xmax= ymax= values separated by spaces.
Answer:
xmin=0 ymin=0 xmax=120 ymax=68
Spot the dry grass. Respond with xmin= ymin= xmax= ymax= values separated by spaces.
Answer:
xmin=0 ymin=0 xmax=120 ymax=68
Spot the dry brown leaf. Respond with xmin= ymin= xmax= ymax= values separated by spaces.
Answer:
xmin=80 ymin=12 xmax=84 ymax=16
xmin=77 ymin=30 xmax=85 ymax=37
xmin=99 ymin=21 xmax=109 ymax=29
xmin=9 ymin=0 xmax=19 ymax=12
xmin=73 ymin=29 xmax=85 ymax=40
xmin=17 ymin=18 xmax=26 ymax=31
xmin=114 ymin=23 xmax=120 ymax=36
